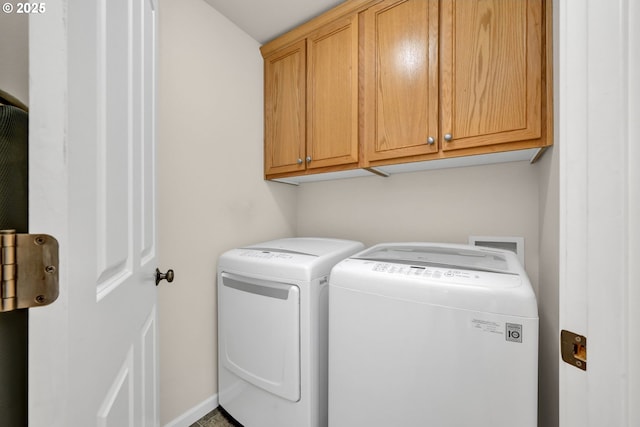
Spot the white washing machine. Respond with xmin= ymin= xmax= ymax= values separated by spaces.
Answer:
xmin=217 ymin=237 xmax=364 ymax=427
xmin=328 ymin=243 xmax=539 ymax=427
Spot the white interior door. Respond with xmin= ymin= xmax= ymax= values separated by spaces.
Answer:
xmin=558 ymin=0 xmax=640 ymax=426
xmin=28 ymin=0 xmax=160 ymax=426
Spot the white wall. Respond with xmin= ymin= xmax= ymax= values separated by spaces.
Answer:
xmin=536 ymin=146 xmax=559 ymax=427
xmin=156 ymin=0 xmax=297 ymax=423
xmin=297 ymin=161 xmax=541 ymax=291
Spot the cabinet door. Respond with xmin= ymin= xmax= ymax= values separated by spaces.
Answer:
xmin=264 ymin=40 xmax=306 ymax=175
xmin=307 ymin=15 xmax=359 ymax=169
xmin=440 ymin=0 xmax=542 ymax=151
xmin=363 ymin=0 xmax=440 ymax=162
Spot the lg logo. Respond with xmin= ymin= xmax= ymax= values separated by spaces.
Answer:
xmin=506 ymin=323 xmax=523 ymax=343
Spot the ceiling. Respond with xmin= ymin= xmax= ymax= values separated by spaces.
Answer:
xmin=203 ymin=0 xmax=346 ymax=44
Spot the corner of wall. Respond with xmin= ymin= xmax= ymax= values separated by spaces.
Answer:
xmin=535 ymin=145 xmax=560 ymax=427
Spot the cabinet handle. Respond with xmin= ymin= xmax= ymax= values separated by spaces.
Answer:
xmin=444 ymin=133 xmax=453 ymax=142
xmin=427 ymin=136 xmax=435 ymax=145
xmin=306 ymin=156 xmax=312 ymax=163
xmin=296 ymin=158 xmax=303 ymax=165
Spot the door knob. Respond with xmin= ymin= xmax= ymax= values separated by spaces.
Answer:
xmin=155 ymin=268 xmax=174 ymax=286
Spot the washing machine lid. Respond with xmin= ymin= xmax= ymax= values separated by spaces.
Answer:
xmin=331 ymin=243 xmax=537 ymax=317
xmin=353 ymin=244 xmax=515 ymax=274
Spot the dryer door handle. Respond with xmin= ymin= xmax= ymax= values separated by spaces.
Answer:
xmin=222 ymin=276 xmax=292 ymax=300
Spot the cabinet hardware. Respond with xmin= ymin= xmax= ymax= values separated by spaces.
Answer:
xmin=444 ymin=133 xmax=453 ymax=142
xmin=306 ymin=156 xmax=312 ymax=163
xmin=427 ymin=136 xmax=435 ymax=145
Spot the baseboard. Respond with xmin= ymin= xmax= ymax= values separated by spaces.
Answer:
xmin=163 ymin=394 xmax=218 ymax=427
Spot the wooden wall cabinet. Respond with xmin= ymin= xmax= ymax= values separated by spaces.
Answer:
xmin=262 ymin=0 xmax=552 ymax=181
xmin=363 ymin=0 xmax=440 ymax=162
xmin=264 ymin=40 xmax=306 ymax=176
xmin=364 ymin=0 xmax=551 ymax=166
xmin=263 ymin=12 xmax=360 ymax=178
xmin=440 ymin=0 xmax=544 ymax=152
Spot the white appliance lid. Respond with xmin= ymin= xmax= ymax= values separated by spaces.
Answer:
xmin=243 ymin=237 xmax=360 ymax=258
xmin=353 ymin=244 xmax=514 ymax=274
xmin=220 ymin=238 xmax=365 ymax=281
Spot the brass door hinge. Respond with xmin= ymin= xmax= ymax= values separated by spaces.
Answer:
xmin=0 ymin=230 xmax=59 ymax=312
xmin=561 ymin=329 xmax=587 ymax=371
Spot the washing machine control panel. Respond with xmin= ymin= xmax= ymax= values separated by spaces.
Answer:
xmin=371 ymin=262 xmax=471 ymax=279
xmin=358 ymin=260 xmax=519 ymax=288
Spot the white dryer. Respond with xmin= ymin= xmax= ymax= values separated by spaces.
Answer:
xmin=328 ymin=243 xmax=538 ymax=427
xmin=217 ymin=238 xmax=364 ymax=427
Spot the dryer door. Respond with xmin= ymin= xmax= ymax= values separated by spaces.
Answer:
xmin=219 ymin=272 xmax=300 ymax=402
